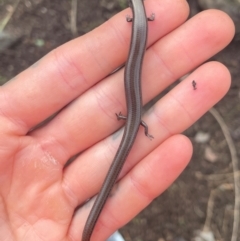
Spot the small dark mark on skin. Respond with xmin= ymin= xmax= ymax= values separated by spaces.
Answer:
xmin=192 ymin=80 xmax=197 ymax=90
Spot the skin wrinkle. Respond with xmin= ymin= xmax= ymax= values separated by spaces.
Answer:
xmin=168 ymin=90 xmax=196 ymax=124
xmin=9 ymin=211 xmax=32 ymax=240
xmin=56 ymin=49 xmax=89 ymax=91
xmin=16 ymin=222 xmax=32 ymax=240
xmin=51 ymin=50 xmax=76 ymax=93
xmin=36 ymin=134 xmax=70 ymax=168
xmin=0 ymin=196 xmax=12 ymax=239
xmin=2 ymin=136 xmax=23 ymax=199
xmin=31 ymin=218 xmax=64 ymax=241
xmin=91 ymin=81 xmax=124 ymax=122
xmin=40 ymin=152 xmax=59 ymax=168
xmin=149 ymin=45 xmax=177 ymax=83
xmin=152 ymin=105 xmax=173 ymax=137
xmin=93 ymin=204 xmax=120 ymax=239
xmin=153 ymin=104 xmax=179 ymax=137
xmin=51 ymin=49 xmax=88 ymax=93
xmin=38 ymin=142 xmax=62 ymax=171
xmin=22 ymin=227 xmax=45 ymax=241
xmin=67 ymin=232 xmax=75 ymax=241
xmin=103 ymin=137 xmax=120 ymax=168
xmin=48 ymin=137 xmax=70 ymax=167
xmin=62 ymin=176 xmax=85 ymax=208
xmin=0 ymin=90 xmax=28 ymax=135
xmin=11 ymin=141 xmax=62 ymax=193
xmin=85 ymin=138 xmax=120 ymax=192
xmin=171 ymin=33 xmax=196 ymax=67
xmin=104 ymin=17 xmax=129 ymax=57
xmin=129 ymin=165 xmax=154 ymax=203
xmin=83 ymin=33 xmax=111 ymax=78
xmin=64 ymin=145 xmax=106 ymax=207
xmin=1 ymin=168 xmax=12 ymax=215
xmin=55 ymin=111 xmax=89 ymax=152
xmin=95 ymin=134 xmax=125 ymax=183
xmin=67 ymin=233 xmax=76 ymax=241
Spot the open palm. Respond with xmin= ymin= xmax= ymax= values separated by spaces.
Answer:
xmin=0 ymin=1 xmax=234 ymax=240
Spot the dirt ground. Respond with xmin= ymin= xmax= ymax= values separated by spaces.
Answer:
xmin=0 ymin=0 xmax=240 ymax=240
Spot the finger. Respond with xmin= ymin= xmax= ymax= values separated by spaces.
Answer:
xmin=0 ymin=0 xmax=188 ymax=135
xmin=32 ymin=10 xmax=234 ymax=166
xmin=68 ymin=134 xmax=192 ymax=240
xmin=61 ymin=61 xmax=230 ymax=206
xmin=141 ymin=9 xmax=235 ymax=104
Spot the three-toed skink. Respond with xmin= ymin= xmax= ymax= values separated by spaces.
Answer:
xmin=82 ymin=1 xmax=154 ymax=240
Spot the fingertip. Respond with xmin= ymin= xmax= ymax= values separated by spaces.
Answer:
xmin=147 ymin=0 xmax=190 ymax=40
xmin=164 ymin=134 xmax=193 ymax=168
xmin=205 ymin=61 xmax=231 ymax=95
xmin=144 ymin=134 xmax=193 ymax=179
xmin=195 ymin=9 xmax=235 ymax=46
xmin=187 ymin=61 xmax=231 ymax=101
xmin=170 ymin=61 xmax=232 ymax=123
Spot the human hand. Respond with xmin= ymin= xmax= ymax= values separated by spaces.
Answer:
xmin=0 ymin=0 xmax=234 ymax=240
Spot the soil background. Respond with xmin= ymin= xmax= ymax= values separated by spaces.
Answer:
xmin=0 ymin=0 xmax=240 ymax=240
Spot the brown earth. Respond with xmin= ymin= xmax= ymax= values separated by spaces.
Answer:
xmin=0 ymin=0 xmax=239 ymax=240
